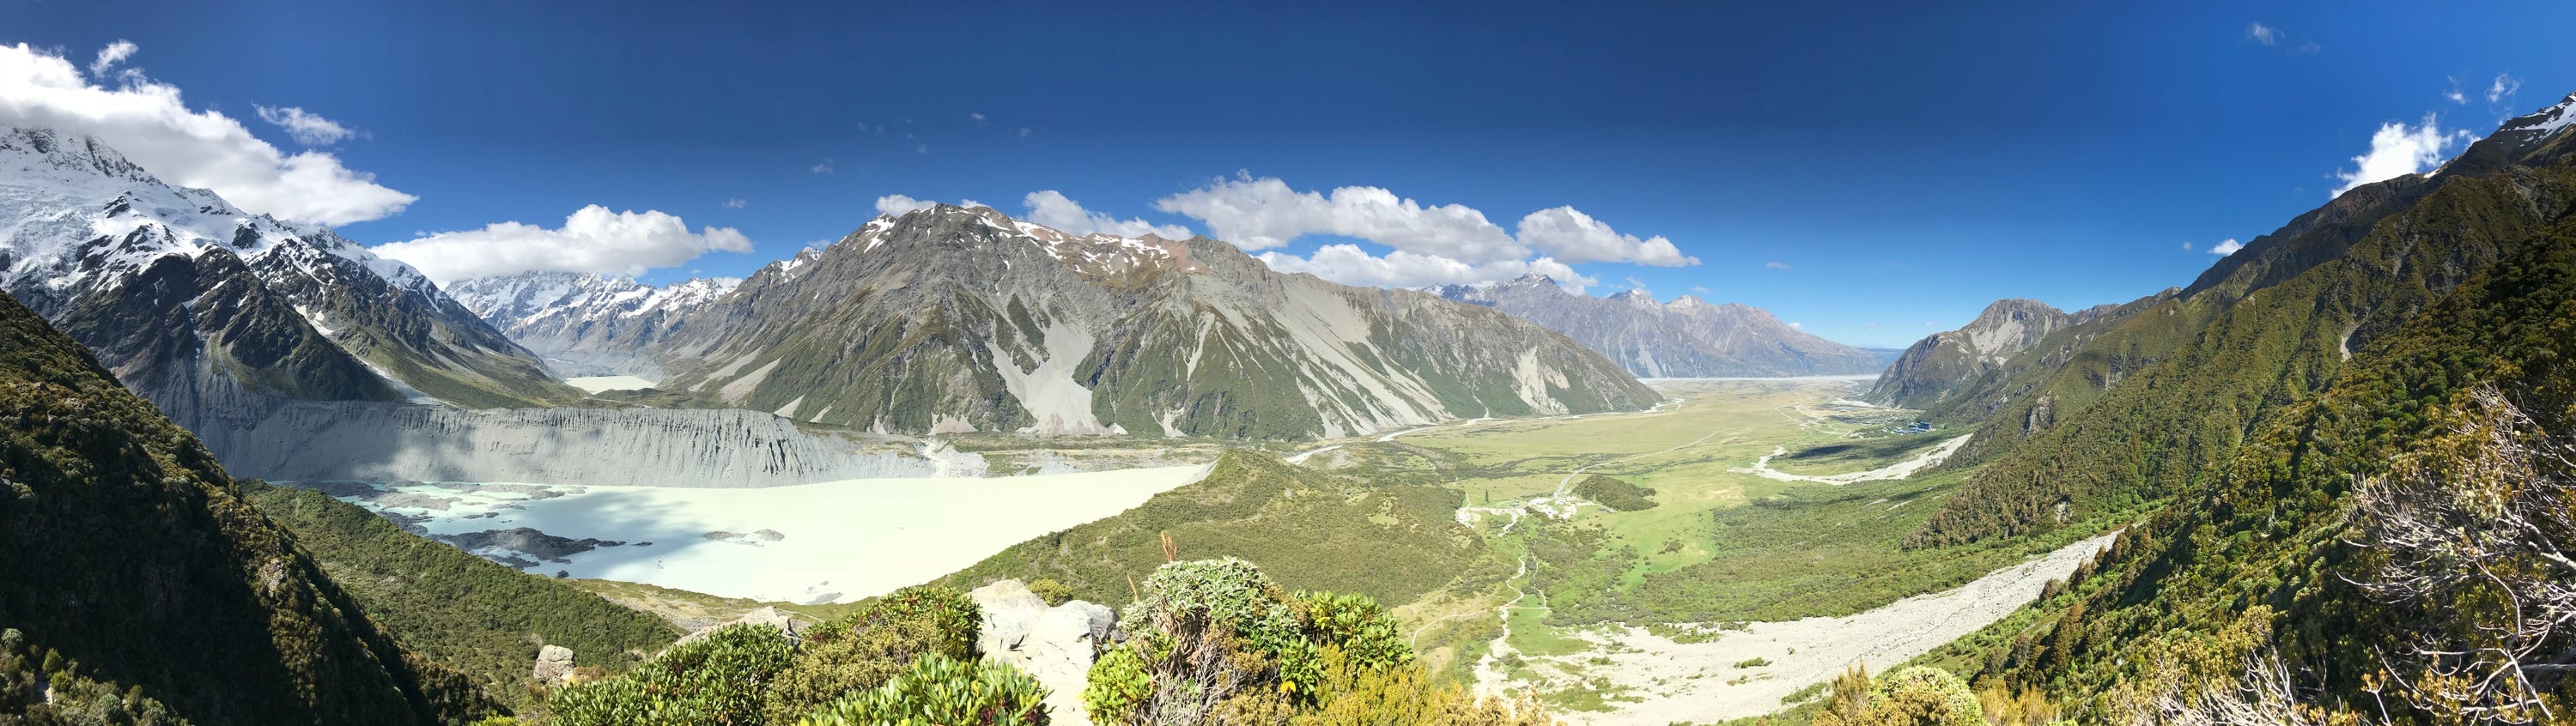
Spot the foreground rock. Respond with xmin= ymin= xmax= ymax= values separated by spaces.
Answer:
xmin=972 ymin=580 xmax=1118 ymax=726
xmin=532 ymin=644 xmax=575 ymax=685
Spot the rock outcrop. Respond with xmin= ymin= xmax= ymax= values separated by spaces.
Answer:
xmin=971 ymin=580 xmax=1118 ymax=726
xmin=532 ymin=644 xmax=576 ymax=685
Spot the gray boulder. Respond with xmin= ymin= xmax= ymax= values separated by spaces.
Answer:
xmin=532 ymin=644 xmax=575 ymax=684
xmin=972 ymin=580 xmax=1118 ymax=726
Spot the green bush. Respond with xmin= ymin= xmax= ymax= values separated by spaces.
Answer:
xmin=1026 ymin=579 xmax=1076 ymax=606
xmin=1293 ymin=591 xmax=1411 ymax=672
xmin=546 ymin=623 xmax=796 ymax=726
xmin=1570 ymin=475 xmax=1657 ymax=511
xmin=794 ymin=654 xmax=1048 ymax=726
xmin=762 ymin=585 xmax=981 ymax=723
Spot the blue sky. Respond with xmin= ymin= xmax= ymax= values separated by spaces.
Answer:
xmin=6 ymin=1 xmax=2571 ymax=347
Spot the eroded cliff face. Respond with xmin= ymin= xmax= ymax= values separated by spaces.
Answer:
xmin=195 ymin=401 xmax=985 ymax=487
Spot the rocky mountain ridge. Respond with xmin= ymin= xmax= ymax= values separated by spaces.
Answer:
xmin=1431 ymin=274 xmax=1886 ymax=378
xmin=0 ymin=126 xmax=579 ymax=430
xmin=489 ymin=205 xmax=1660 ymax=440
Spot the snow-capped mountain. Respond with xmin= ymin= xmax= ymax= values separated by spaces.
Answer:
xmin=1431 ymin=275 xmax=1887 ymax=378
xmin=582 ymin=204 xmax=1658 ymax=439
xmin=445 ymin=271 xmax=742 ymax=377
xmin=0 ymin=126 xmax=578 ymax=427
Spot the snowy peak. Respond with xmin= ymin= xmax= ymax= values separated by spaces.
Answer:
xmin=1431 ymin=273 xmax=1883 ymax=378
xmin=2500 ymin=93 xmax=2576 ymax=138
xmin=853 ymin=204 xmax=1208 ymax=282
xmin=0 ymin=125 xmax=571 ymax=414
xmin=448 ymin=270 xmax=741 ymax=330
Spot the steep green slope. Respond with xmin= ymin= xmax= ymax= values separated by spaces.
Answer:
xmin=241 ymin=483 xmax=683 ymax=710
xmin=1917 ymin=219 xmax=2576 ymax=723
xmin=0 ymin=291 xmax=491 ymax=724
xmin=936 ymin=451 xmax=1488 ymax=608
xmin=1909 ymin=114 xmax=2576 ymax=548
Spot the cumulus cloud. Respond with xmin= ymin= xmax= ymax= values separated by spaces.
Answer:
xmin=2208 ymin=239 xmax=2245 ymax=256
xmin=2332 ymin=114 xmax=2475 ymax=197
xmin=723 ymin=197 xmax=747 ymax=209
xmin=1023 ymin=191 xmax=1190 ymax=239
xmin=254 ymin=106 xmax=365 ymax=146
xmin=2488 ymin=74 xmax=2522 ymax=104
xmin=0 ymin=42 xmax=416 ymax=225
xmin=88 ymin=39 xmax=136 ymax=77
xmin=875 ymin=194 xmax=934 ymax=216
xmin=2246 ymin=21 xmax=2280 ymax=45
xmin=872 ymin=194 xmax=987 ymax=217
xmin=1255 ymin=244 xmax=1595 ymax=291
xmin=1516 ymin=207 xmax=1695 ymax=266
xmin=1154 ymin=173 xmax=1704 ymax=289
xmin=1154 ymin=174 xmax=1527 ymax=262
xmin=371 ymin=205 xmax=753 ymax=283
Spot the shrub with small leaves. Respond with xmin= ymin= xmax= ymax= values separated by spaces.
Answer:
xmin=762 ymin=585 xmax=984 ymax=723
xmin=795 ymin=653 xmax=1048 ymax=726
xmin=545 ymin=622 xmax=796 ymax=726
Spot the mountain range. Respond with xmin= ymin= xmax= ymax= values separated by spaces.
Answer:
xmin=0 ymin=126 xmax=578 ymax=434
xmin=465 ymin=205 xmax=1662 ymax=439
xmin=1430 ymin=275 xmax=1889 ymax=378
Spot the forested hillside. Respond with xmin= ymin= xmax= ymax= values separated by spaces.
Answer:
xmin=1907 ymin=101 xmax=2576 ymax=548
xmin=1912 ymin=221 xmax=2576 ymax=723
xmin=0 ymin=291 xmax=493 ymax=725
xmin=241 ymin=484 xmax=683 ymax=711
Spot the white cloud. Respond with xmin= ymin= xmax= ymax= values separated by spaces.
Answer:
xmin=969 ymin=112 xmax=987 ymax=124
xmin=1257 ymin=245 xmax=1595 ymax=292
xmin=1154 ymin=174 xmax=1527 ymax=262
xmin=2331 ymin=114 xmax=2475 ymax=197
xmin=1022 ymin=191 xmax=1190 ymax=239
xmin=2208 ymin=239 xmax=2245 ymax=256
xmin=371 ymin=205 xmax=752 ymax=283
xmin=2246 ymin=21 xmax=2280 ymax=45
xmin=872 ymin=194 xmax=987 ymax=217
xmin=2180 ymin=241 xmax=2195 ymax=251
xmin=874 ymin=195 xmax=936 ymax=215
xmin=0 ymin=42 xmax=416 ymax=225
xmin=1764 ymin=261 xmax=1791 ymax=269
xmin=2488 ymin=74 xmax=2523 ymax=104
xmin=914 ymin=144 xmax=928 ymax=154
xmin=1516 ymin=207 xmax=1696 ymax=266
xmin=810 ymin=158 xmax=834 ymax=174
xmin=1017 ymin=127 xmax=1031 ymax=137
xmin=1155 ymin=173 xmax=1705 ymax=291
xmin=253 ymin=106 xmax=364 ymax=146
xmin=88 ymin=39 xmax=136 ymax=77
xmin=724 ymin=197 xmax=747 ymax=209
xmin=1690 ymin=285 xmax=1712 ymax=295
xmin=1788 ymin=322 xmax=1802 ymax=330
xmin=1623 ymin=276 xmax=1649 ymax=293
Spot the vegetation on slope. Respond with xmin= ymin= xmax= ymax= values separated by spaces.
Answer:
xmin=0 ymin=291 xmax=492 ymax=724
xmin=1909 ymin=132 xmax=2576 ymax=549
xmin=541 ymin=560 xmax=1552 ymax=725
xmin=938 ymin=451 xmax=1486 ymax=608
xmin=240 ymin=483 xmax=683 ymax=710
xmin=1910 ymin=224 xmax=2576 ymax=723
